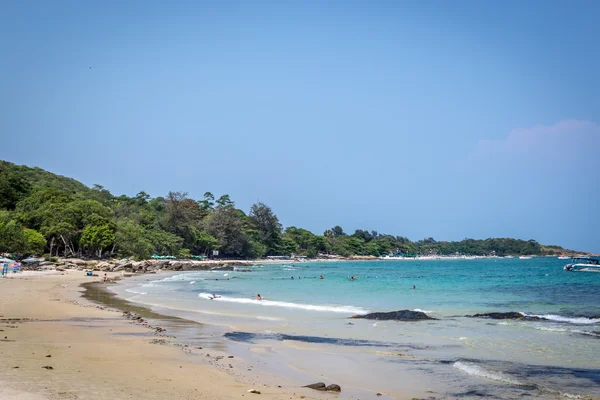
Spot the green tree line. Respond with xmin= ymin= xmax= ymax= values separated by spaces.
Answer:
xmin=0 ymin=161 xmax=571 ymax=259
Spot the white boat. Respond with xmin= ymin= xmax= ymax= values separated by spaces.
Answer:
xmin=519 ymin=256 xmax=533 ymax=260
xmin=557 ymin=256 xmax=570 ymax=260
xmin=564 ymin=257 xmax=600 ymax=272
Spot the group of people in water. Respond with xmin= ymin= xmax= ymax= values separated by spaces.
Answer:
xmin=208 ymin=273 xmax=416 ymax=302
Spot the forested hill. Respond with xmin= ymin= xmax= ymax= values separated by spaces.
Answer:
xmin=0 ymin=160 xmax=580 ymax=259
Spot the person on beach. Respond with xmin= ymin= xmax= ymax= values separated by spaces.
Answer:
xmin=256 ymin=294 xmax=262 ymax=300
xmin=103 ymin=273 xmax=108 ymax=283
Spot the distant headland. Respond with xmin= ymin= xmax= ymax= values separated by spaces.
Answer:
xmin=0 ymin=160 xmax=584 ymax=261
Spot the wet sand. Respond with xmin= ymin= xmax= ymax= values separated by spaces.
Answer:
xmin=0 ymin=270 xmax=324 ymax=400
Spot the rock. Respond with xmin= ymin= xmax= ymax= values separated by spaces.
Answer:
xmin=228 ymin=355 xmax=234 ymax=358
xmin=45 ymin=354 xmax=51 ymax=358
xmin=170 ymin=262 xmax=183 ymax=271
xmin=376 ymin=393 xmax=382 ymax=397
xmin=467 ymin=312 xmax=540 ymax=320
xmin=351 ymin=310 xmax=436 ymax=321
xmin=66 ymin=258 xmax=87 ymax=266
xmin=113 ymin=262 xmax=132 ymax=272
xmin=211 ymin=266 xmax=235 ymax=271
xmin=325 ymin=384 xmax=341 ymax=392
xmin=304 ymin=382 xmax=326 ymax=391
xmin=247 ymin=389 xmax=261 ymax=394
xmin=42 ymin=366 xmax=53 ymax=369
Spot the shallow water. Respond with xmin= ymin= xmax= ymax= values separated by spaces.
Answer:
xmin=112 ymin=258 xmax=600 ymax=399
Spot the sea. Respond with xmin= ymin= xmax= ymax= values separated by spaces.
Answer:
xmin=111 ymin=258 xmax=600 ymax=399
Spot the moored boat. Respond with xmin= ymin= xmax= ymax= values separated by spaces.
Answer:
xmin=564 ymin=256 xmax=600 ymax=272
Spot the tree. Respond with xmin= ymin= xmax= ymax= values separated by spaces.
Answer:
xmin=216 ymin=194 xmax=234 ymax=208
xmin=249 ymin=202 xmax=282 ymax=255
xmin=204 ymin=206 xmax=248 ymax=257
xmin=193 ymin=230 xmax=219 ymax=255
xmin=23 ymin=228 xmax=46 ymax=255
xmin=0 ymin=216 xmax=27 ymax=254
xmin=331 ymin=226 xmax=345 ymax=237
xmin=160 ymin=192 xmax=202 ymax=248
xmin=80 ymin=224 xmax=115 ymax=258
xmin=199 ymin=192 xmax=215 ymax=212
xmin=0 ymin=171 xmax=31 ymax=210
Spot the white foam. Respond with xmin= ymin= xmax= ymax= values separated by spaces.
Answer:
xmin=190 ymin=281 xmax=195 ymax=284
xmin=256 ymin=316 xmax=284 ymax=321
xmin=531 ymin=326 xmax=568 ymax=332
xmin=198 ymin=293 xmax=368 ymax=314
xmin=520 ymin=312 xmax=600 ymax=325
xmin=413 ymin=308 xmax=433 ymax=313
xmin=561 ymin=392 xmax=583 ymax=399
xmin=453 ymin=361 xmax=524 ymax=385
xmin=125 ymin=288 xmax=147 ymax=295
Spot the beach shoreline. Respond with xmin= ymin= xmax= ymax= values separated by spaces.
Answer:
xmin=0 ymin=270 xmax=335 ymax=400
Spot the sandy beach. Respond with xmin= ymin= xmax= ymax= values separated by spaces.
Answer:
xmin=0 ymin=271 xmax=326 ymax=400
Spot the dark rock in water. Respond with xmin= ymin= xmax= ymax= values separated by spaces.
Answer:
xmin=325 ymin=384 xmax=341 ymax=392
xmin=467 ymin=312 xmax=541 ymax=320
xmin=304 ymin=382 xmax=326 ymax=391
xmin=211 ymin=266 xmax=234 ymax=271
xmin=351 ymin=310 xmax=436 ymax=321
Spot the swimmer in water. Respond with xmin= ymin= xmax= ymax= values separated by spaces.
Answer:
xmin=350 ymin=276 xmax=355 ymax=280
xmin=212 ymin=293 xmax=221 ymax=299
xmin=256 ymin=294 xmax=262 ymax=300
xmin=412 ymin=285 xmax=416 ymax=289
xmin=319 ymin=275 xmax=324 ymax=279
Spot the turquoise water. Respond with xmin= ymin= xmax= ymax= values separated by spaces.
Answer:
xmin=115 ymin=258 xmax=600 ymax=399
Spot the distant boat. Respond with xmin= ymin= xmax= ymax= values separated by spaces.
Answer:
xmin=519 ymin=256 xmax=533 ymax=260
xmin=564 ymin=256 xmax=600 ymax=272
xmin=557 ymin=256 xmax=570 ymax=260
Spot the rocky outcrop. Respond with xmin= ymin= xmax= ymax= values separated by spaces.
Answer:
xmin=351 ymin=310 xmax=436 ymax=321
xmin=466 ymin=312 xmax=541 ymax=320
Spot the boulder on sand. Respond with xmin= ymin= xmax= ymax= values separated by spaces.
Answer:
xmin=304 ymin=383 xmax=326 ymax=391
xmin=351 ymin=310 xmax=436 ymax=321
xmin=325 ymin=384 xmax=341 ymax=392
xmin=303 ymin=382 xmax=341 ymax=392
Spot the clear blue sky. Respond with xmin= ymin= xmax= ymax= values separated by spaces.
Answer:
xmin=1 ymin=1 xmax=599 ymax=252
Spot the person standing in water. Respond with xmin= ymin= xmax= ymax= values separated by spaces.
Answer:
xmin=256 ymin=294 xmax=262 ymax=300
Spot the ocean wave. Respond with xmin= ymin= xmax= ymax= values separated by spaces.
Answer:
xmin=560 ymin=392 xmax=583 ymax=399
xmin=256 ymin=316 xmax=284 ymax=321
xmin=453 ymin=361 xmax=525 ymax=385
xmin=413 ymin=308 xmax=433 ymax=313
xmin=520 ymin=313 xmax=600 ymax=325
xmin=531 ymin=326 xmax=568 ymax=332
xmin=198 ymin=293 xmax=368 ymax=314
xmin=125 ymin=288 xmax=147 ymax=295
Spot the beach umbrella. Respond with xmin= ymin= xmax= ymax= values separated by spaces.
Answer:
xmin=0 ymin=257 xmax=15 ymax=264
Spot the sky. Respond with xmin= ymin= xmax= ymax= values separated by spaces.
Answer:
xmin=1 ymin=0 xmax=599 ymax=252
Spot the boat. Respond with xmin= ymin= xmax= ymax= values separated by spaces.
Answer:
xmin=519 ymin=256 xmax=533 ymax=260
xmin=557 ymin=255 xmax=570 ymax=260
xmin=564 ymin=256 xmax=600 ymax=272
